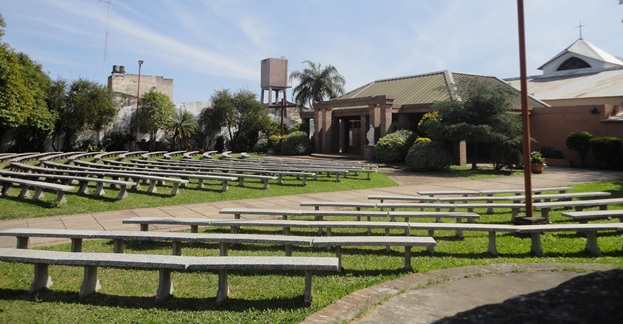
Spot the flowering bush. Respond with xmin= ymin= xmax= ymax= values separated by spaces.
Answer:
xmin=531 ymin=151 xmax=546 ymax=164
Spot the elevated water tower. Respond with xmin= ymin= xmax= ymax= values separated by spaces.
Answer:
xmin=260 ymin=58 xmax=291 ymax=134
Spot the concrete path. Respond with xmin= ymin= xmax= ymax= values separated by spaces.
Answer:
xmin=1 ymin=166 xmax=621 ymax=323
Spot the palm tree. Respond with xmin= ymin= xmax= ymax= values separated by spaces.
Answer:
xmin=289 ymin=61 xmax=346 ymax=109
xmin=168 ymin=108 xmax=197 ymax=150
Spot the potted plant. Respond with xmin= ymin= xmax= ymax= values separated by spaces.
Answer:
xmin=531 ymin=151 xmax=546 ymax=174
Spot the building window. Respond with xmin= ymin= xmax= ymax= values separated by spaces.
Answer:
xmin=557 ymin=57 xmax=591 ymax=71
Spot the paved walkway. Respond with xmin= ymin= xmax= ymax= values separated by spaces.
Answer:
xmin=1 ymin=166 xmax=622 ymax=322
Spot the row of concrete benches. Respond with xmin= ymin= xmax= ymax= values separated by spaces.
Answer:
xmin=0 ymin=228 xmax=435 ymax=271
xmin=118 ymin=216 xmax=623 ymax=257
xmin=0 ymin=247 xmax=337 ymax=305
xmin=300 ymin=196 xmax=623 ymax=223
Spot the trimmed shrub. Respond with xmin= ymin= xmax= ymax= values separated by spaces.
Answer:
xmin=253 ymin=138 xmax=269 ymax=153
xmin=566 ymin=131 xmax=592 ymax=167
xmin=280 ymin=131 xmax=312 ymax=155
xmin=267 ymin=135 xmax=284 ymax=153
xmin=405 ymin=140 xmax=452 ymax=171
xmin=590 ymin=136 xmax=622 ymax=169
xmin=374 ymin=130 xmax=418 ymax=163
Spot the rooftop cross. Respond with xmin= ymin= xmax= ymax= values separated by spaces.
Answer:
xmin=575 ymin=21 xmax=587 ymax=39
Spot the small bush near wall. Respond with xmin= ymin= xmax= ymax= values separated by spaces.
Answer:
xmin=405 ymin=140 xmax=452 ymax=171
xmin=590 ymin=136 xmax=622 ymax=169
xmin=566 ymin=131 xmax=592 ymax=167
xmin=374 ymin=130 xmax=418 ymax=163
xmin=253 ymin=138 xmax=269 ymax=153
xmin=280 ymin=131 xmax=312 ymax=155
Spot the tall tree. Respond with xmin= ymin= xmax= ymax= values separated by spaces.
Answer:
xmin=50 ymin=78 xmax=117 ymax=150
xmin=198 ymin=89 xmax=234 ymax=150
xmin=139 ymin=91 xmax=176 ymax=151
xmin=229 ymin=89 xmax=271 ymax=152
xmin=423 ymin=78 xmax=520 ymax=170
xmin=0 ymin=21 xmax=56 ymax=150
xmin=167 ymin=108 xmax=197 ymax=150
xmin=208 ymin=89 xmax=270 ymax=152
xmin=289 ymin=61 xmax=345 ymax=108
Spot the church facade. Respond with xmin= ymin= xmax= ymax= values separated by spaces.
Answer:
xmin=308 ymin=38 xmax=623 ymax=168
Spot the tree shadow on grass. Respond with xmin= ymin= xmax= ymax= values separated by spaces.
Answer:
xmin=0 ymin=288 xmax=310 ymax=311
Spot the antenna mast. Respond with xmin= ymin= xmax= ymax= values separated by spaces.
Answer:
xmin=99 ymin=0 xmax=112 ymax=82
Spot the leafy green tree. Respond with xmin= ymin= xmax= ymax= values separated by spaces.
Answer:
xmin=50 ymin=78 xmax=117 ymax=150
xmin=289 ymin=61 xmax=345 ymax=108
xmin=139 ymin=91 xmax=176 ymax=151
xmin=0 ymin=46 xmax=55 ymax=150
xmin=168 ymin=108 xmax=197 ymax=150
xmin=425 ymin=78 xmax=519 ymax=170
xmin=227 ymin=89 xmax=271 ymax=152
xmin=198 ymin=89 xmax=235 ymax=150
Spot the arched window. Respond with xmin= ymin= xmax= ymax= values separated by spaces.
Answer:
xmin=557 ymin=57 xmax=591 ymax=71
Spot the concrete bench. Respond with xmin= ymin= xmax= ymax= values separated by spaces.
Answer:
xmin=117 ymin=151 xmax=148 ymax=160
xmin=437 ymin=192 xmax=608 ymax=203
xmin=417 ymin=190 xmax=480 ymax=197
xmin=479 ymin=187 xmax=574 ymax=196
xmin=406 ymin=222 xmax=518 ymax=256
xmin=122 ymin=217 xmax=412 ymax=236
xmin=6 ymin=152 xmax=50 ymax=163
xmin=452 ymin=203 xmax=525 ymax=219
xmin=0 ymin=176 xmax=74 ymax=204
xmin=0 ymin=170 xmax=136 ymax=200
xmin=514 ymin=223 xmax=623 ymax=256
xmin=534 ymin=198 xmax=623 ymax=223
xmin=300 ymin=201 xmax=378 ymax=211
xmin=367 ymin=195 xmax=439 ymax=203
xmin=65 ymin=151 xmax=99 ymax=163
xmin=182 ymin=151 xmax=199 ymax=159
xmin=73 ymin=160 xmax=236 ymax=192
xmin=93 ymin=151 xmax=127 ymax=162
xmin=0 ymin=228 xmax=434 ymax=271
xmin=163 ymin=151 xmax=186 ymax=159
xmin=561 ymin=210 xmax=623 ymax=223
xmin=312 ymin=236 xmax=436 ymax=271
xmin=376 ymin=202 xmax=457 ymax=212
xmin=438 ymin=192 xmax=611 ymax=214
xmin=0 ymin=228 xmax=316 ymax=258
xmin=202 ymin=150 xmax=218 ymax=159
xmin=39 ymin=161 xmax=189 ymax=196
xmin=0 ymin=247 xmax=338 ymax=305
xmin=141 ymin=151 xmax=167 ymax=159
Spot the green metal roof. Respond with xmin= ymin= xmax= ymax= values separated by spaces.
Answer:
xmin=339 ymin=71 xmax=452 ymax=105
xmin=337 ymin=70 xmax=548 ymax=108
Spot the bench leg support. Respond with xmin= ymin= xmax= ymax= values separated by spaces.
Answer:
xmin=584 ymin=231 xmax=601 ymax=256
xmin=71 ymin=238 xmax=83 ymax=252
xmin=530 ymin=232 xmax=544 ymax=256
xmin=156 ymin=269 xmax=174 ymax=303
xmin=304 ymin=270 xmax=313 ymax=306
xmin=487 ymin=232 xmax=498 ymax=257
xmin=216 ymin=270 xmax=229 ymax=305
xmin=79 ymin=265 xmax=100 ymax=300
xmin=113 ymin=239 xmax=124 ymax=253
xmin=30 ymin=263 xmax=53 ymax=294
xmin=116 ymin=186 xmax=129 ymax=200
xmin=16 ymin=236 xmax=29 ymax=249
xmin=404 ymin=246 xmax=412 ymax=271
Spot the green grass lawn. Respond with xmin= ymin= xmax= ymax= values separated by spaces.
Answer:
xmin=0 ymin=168 xmax=397 ymax=220
xmin=0 ymin=166 xmax=622 ymax=323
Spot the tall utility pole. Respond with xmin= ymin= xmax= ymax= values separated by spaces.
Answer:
xmin=517 ymin=0 xmax=533 ymax=219
xmin=134 ymin=60 xmax=144 ymax=151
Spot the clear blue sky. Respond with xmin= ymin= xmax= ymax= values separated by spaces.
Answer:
xmin=1 ymin=0 xmax=621 ymax=104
